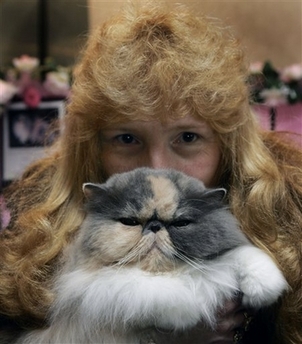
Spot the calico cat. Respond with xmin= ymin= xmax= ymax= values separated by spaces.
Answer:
xmin=13 ymin=168 xmax=287 ymax=344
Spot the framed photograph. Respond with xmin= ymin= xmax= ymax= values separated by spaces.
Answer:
xmin=0 ymin=111 xmax=3 ymax=186
xmin=1 ymin=100 xmax=65 ymax=183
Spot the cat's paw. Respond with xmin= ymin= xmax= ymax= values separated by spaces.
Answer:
xmin=235 ymin=246 xmax=288 ymax=308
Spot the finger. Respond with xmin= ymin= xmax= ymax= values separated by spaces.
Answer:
xmin=215 ymin=310 xmax=245 ymax=333
xmin=217 ymin=295 xmax=243 ymax=316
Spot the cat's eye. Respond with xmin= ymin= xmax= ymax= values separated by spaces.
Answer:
xmin=171 ymin=220 xmax=191 ymax=227
xmin=119 ymin=218 xmax=140 ymax=226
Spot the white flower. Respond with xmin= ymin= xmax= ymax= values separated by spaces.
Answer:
xmin=43 ymin=69 xmax=70 ymax=96
xmin=260 ymin=87 xmax=289 ymax=107
xmin=12 ymin=55 xmax=39 ymax=73
xmin=0 ymin=79 xmax=18 ymax=104
xmin=280 ymin=63 xmax=302 ymax=82
xmin=6 ymin=68 xmax=18 ymax=83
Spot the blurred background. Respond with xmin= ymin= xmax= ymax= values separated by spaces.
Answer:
xmin=89 ymin=0 xmax=302 ymax=68
xmin=1 ymin=0 xmax=301 ymax=69
xmin=0 ymin=0 xmax=301 ymax=185
xmin=0 ymin=0 xmax=89 ymax=68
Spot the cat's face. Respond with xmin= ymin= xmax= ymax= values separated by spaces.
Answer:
xmin=77 ymin=168 xmax=246 ymax=273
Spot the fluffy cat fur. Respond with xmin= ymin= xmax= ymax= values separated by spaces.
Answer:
xmin=12 ymin=168 xmax=287 ymax=344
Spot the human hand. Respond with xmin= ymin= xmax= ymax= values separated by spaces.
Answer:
xmin=147 ymin=297 xmax=249 ymax=344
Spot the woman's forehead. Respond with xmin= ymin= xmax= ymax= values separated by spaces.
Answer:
xmin=102 ymin=114 xmax=211 ymax=131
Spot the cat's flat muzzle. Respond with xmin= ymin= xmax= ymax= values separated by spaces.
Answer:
xmin=142 ymin=220 xmax=164 ymax=235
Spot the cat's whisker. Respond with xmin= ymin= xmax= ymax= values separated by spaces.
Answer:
xmin=112 ymin=240 xmax=148 ymax=268
xmin=159 ymin=240 xmax=178 ymax=268
xmin=172 ymin=249 xmax=208 ymax=274
xmin=112 ymin=251 xmax=138 ymax=268
xmin=113 ymin=251 xmax=138 ymax=267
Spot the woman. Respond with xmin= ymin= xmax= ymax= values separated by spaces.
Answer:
xmin=1 ymin=2 xmax=301 ymax=343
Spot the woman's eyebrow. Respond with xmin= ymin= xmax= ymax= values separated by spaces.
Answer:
xmin=168 ymin=124 xmax=208 ymax=130
xmin=165 ymin=122 xmax=212 ymax=133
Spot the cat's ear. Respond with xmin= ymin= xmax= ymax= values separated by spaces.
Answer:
xmin=82 ymin=183 xmax=104 ymax=200
xmin=203 ymin=188 xmax=227 ymax=202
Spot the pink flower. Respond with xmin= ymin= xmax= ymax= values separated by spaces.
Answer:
xmin=13 ymin=55 xmax=39 ymax=73
xmin=249 ymin=62 xmax=264 ymax=74
xmin=260 ymin=87 xmax=289 ymax=107
xmin=280 ymin=63 xmax=302 ymax=83
xmin=0 ymin=79 xmax=18 ymax=104
xmin=23 ymin=86 xmax=42 ymax=108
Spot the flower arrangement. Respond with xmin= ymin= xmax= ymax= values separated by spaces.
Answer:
xmin=1 ymin=56 xmax=302 ymax=109
xmin=0 ymin=55 xmax=72 ymax=108
xmin=249 ymin=61 xmax=302 ymax=107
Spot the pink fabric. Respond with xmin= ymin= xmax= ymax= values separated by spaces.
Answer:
xmin=253 ymin=103 xmax=302 ymax=146
xmin=0 ymin=195 xmax=10 ymax=230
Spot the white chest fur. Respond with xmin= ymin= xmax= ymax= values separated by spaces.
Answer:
xmin=15 ymin=245 xmax=287 ymax=344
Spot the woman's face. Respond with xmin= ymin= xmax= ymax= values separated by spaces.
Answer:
xmin=99 ymin=115 xmax=221 ymax=187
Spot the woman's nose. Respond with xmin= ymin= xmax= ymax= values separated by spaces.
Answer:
xmin=147 ymin=148 xmax=171 ymax=169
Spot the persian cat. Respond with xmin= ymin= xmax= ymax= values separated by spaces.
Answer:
xmin=14 ymin=168 xmax=287 ymax=344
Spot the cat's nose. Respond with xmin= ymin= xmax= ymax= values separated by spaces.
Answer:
xmin=143 ymin=220 xmax=164 ymax=234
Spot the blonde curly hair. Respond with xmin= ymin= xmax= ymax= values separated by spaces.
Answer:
xmin=1 ymin=2 xmax=302 ymax=342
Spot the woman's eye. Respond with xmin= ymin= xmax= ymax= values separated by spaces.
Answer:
xmin=119 ymin=218 xmax=140 ymax=226
xmin=171 ymin=220 xmax=191 ymax=227
xmin=116 ymin=134 xmax=138 ymax=144
xmin=182 ymin=132 xmax=198 ymax=142
xmin=175 ymin=132 xmax=199 ymax=144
